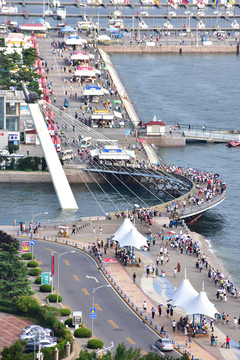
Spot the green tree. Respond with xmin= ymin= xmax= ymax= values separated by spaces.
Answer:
xmin=1 ymin=340 xmax=26 ymax=360
xmin=22 ymin=48 xmax=39 ymax=67
xmin=0 ymin=232 xmax=31 ymax=299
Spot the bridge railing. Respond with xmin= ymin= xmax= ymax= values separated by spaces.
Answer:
xmin=183 ymin=129 xmax=239 ymax=141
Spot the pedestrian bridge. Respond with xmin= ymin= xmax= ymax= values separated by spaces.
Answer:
xmin=183 ymin=129 xmax=240 ymax=143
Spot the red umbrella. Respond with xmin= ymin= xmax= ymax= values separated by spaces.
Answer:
xmin=102 ymin=258 xmax=117 ymax=263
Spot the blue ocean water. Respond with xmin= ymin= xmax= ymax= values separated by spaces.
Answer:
xmin=110 ymin=53 xmax=240 ymax=285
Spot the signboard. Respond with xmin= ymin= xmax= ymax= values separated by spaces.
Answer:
xmin=51 ymin=254 xmax=55 ymax=276
xmin=22 ymin=241 xmax=30 ymax=253
xmin=72 ymin=311 xmax=82 ymax=326
xmin=8 ymin=132 xmax=20 ymax=141
xmin=90 ymin=308 xmax=96 ymax=319
xmin=30 ymin=240 xmax=35 ymax=245
xmin=41 ymin=272 xmax=50 ymax=285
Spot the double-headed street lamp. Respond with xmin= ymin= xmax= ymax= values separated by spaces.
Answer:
xmin=86 ymin=275 xmax=111 ymax=338
xmin=57 ymin=250 xmax=75 ymax=303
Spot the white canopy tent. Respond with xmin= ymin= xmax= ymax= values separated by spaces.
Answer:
xmin=65 ymin=38 xmax=87 ymax=45
xmin=113 ymin=218 xmax=134 ymax=241
xmin=71 ymin=53 xmax=90 ymax=61
xmin=170 ymin=270 xmax=199 ymax=310
xmin=117 ymin=227 xmax=148 ymax=250
xmin=83 ymin=88 xmax=105 ymax=96
xmin=97 ymin=34 xmax=111 ymax=42
xmin=74 ymin=69 xmax=96 ymax=77
xmin=185 ymin=283 xmax=220 ymax=318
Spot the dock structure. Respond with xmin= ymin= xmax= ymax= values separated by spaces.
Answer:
xmin=99 ymin=48 xmax=140 ymax=128
xmin=183 ymin=129 xmax=240 ymax=143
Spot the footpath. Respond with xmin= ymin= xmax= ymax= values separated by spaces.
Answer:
xmin=1 ymin=218 xmax=240 ymax=360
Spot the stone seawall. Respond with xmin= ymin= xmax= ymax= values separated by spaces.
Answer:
xmin=0 ymin=170 xmax=105 ymax=184
xmin=99 ymin=44 xmax=238 ymax=54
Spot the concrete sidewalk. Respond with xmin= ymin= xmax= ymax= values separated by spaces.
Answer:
xmin=2 ymin=219 xmax=240 ymax=360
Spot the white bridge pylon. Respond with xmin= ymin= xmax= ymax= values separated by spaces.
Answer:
xmin=28 ymin=103 xmax=78 ymax=210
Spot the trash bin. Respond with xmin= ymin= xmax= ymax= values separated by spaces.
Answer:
xmin=161 ymin=270 xmax=165 ymax=277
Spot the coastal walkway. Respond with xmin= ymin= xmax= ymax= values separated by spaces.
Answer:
xmin=1 ymin=219 xmax=239 ymax=360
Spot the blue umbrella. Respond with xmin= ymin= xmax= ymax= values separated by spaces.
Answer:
xmin=61 ymin=26 xmax=75 ymax=32
xmin=165 ymin=236 xmax=170 ymax=239
xmin=37 ymin=18 xmax=44 ymax=22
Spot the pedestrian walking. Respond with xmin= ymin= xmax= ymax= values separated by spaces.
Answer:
xmin=151 ymin=307 xmax=155 ymax=319
xmin=93 ymin=227 xmax=96 ymax=236
xmin=214 ymin=336 xmax=218 ymax=347
xmin=234 ymin=317 xmax=237 ymax=329
xmin=188 ymin=335 xmax=192 ymax=348
xmin=143 ymin=301 xmax=147 ymax=312
xmin=158 ymin=304 xmax=162 ymax=316
xmin=210 ymin=333 xmax=215 ymax=346
xmin=226 ymin=335 xmax=230 ymax=349
xmin=172 ymin=320 xmax=176 ymax=332
xmin=174 ymin=268 xmax=177 ymax=278
xmin=170 ymin=307 xmax=174 ymax=317
xmin=133 ymin=272 xmax=136 ymax=284
xmin=99 ymin=227 xmax=102 ymax=235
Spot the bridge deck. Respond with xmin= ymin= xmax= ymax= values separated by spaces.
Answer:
xmin=183 ymin=129 xmax=239 ymax=143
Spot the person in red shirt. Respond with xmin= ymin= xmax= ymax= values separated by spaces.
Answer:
xmin=226 ymin=335 xmax=230 ymax=349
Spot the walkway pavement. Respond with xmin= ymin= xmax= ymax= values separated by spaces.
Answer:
xmin=1 ymin=218 xmax=240 ymax=360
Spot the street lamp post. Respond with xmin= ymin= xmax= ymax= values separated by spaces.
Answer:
xmin=57 ymin=250 xmax=75 ymax=303
xmin=86 ymin=275 xmax=110 ymax=338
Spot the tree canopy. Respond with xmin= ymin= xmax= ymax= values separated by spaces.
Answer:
xmin=0 ymin=231 xmax=31 ymax=299
xmin=0 ymin=47 xmax=41 ymax=95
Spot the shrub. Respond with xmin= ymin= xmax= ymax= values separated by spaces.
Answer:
xmin=28 ymin=268 xmax=41 ymax=276
xmin=87 ymin=339 xmax=104 ymax=349
xmin=48 ymin=294 xmax=62 ymax=303
xmin=15 ymin=296 xmax=40 ymax=316
xmin=74 ymin=328 xmax=92 ymax=338
xmin=40 ymin=284 xmax=52 ymax=292
xmin=27 ymin=260 xmax=39 ymax=268
xmin=60 ymin=308 xmax=71 ymax=316
xmin=22 ymin=253 xmax=34 ymax=260
xmin=35 ymin=276 xmax=41 ymax=284
xmin=64 ymin=318 xmax=74 ymax=327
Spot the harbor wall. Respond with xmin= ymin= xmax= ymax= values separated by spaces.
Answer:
xmin=0 ymin=169 xmax=105 ymax=184
xmin=99 ymin=44 xmax=238 ymax=54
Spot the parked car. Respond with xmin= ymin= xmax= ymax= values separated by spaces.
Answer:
xmin=21 ymin=325 xmax=52 ymax=336
xmin=20 ymin=330 xmax=54 ymax=341
xmin=24 ymin=338 xmax=57 ymax=353
xmin=154 ymin=338 xmax=174 ymax=351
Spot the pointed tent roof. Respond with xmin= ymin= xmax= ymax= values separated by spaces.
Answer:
xmin=170 ymin=270 xmax=199 ymax=309
xmin=113 ymin=218 xmax=134 ymax=241
xmin=185 ymin=283 xmax=220 ymax=318
xmin=118 ymin=227 xmax=148 ymax=250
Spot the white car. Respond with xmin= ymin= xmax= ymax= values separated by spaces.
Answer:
xmin=169 ymin=11 xmax=176 ymax=16
xmin=197 ymin=10 xmax=205 ymax=16
xmin=21 ymin=325 xmax=52 ymax=335
xmin=185 ymin=10 xmax=191 ymax=15
xmin=154 ymin=338 xmax=174 ymax=351
xmin=20 ymin=330 xmax=53 ymax=341
xmin=226 ymin=10 xmax=233 ymax=16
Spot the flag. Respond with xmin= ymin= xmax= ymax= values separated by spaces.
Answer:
xmin=95 ymin=0 xmax=99 ymax=4
xmin=212 ymin=0 xmax=219 ymax=4
xmin=124 ymin=0 xmax=129 ymax=4
xmin=168 ymin=0 xmax=174 ymax=4
xmin=139 ymin=0 xmax=143 ymax=4
xmin=182 ymin=0 xmax=189 ymax=4
xmin=154 ymin=0 xmax=159 ymax=5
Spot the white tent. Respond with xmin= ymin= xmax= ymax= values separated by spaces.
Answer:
xmin=74 ymin=69 xmax=96 ymax=77
xmin=83 ymin=88 xmax=105 ymax=96
xmin=97 ymin=34 xmax=111 ymax=42
xmin=185 ymin=284 xmax=220 ymax=318
xmin=65 ymin=38 xmax=87 ymax=45
xmin=118 ymin=227 xmax=148 ymax=250
xmin=170 ymin=271 xmax=199 ymax=310
xmin=71 ymin=53 xmax=90 ymax=61
xmin=113 ymin=218 xmax=134 ymax=241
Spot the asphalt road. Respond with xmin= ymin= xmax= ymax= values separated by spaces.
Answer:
xmin=26 ymin=239 xmax=181 ymax=358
